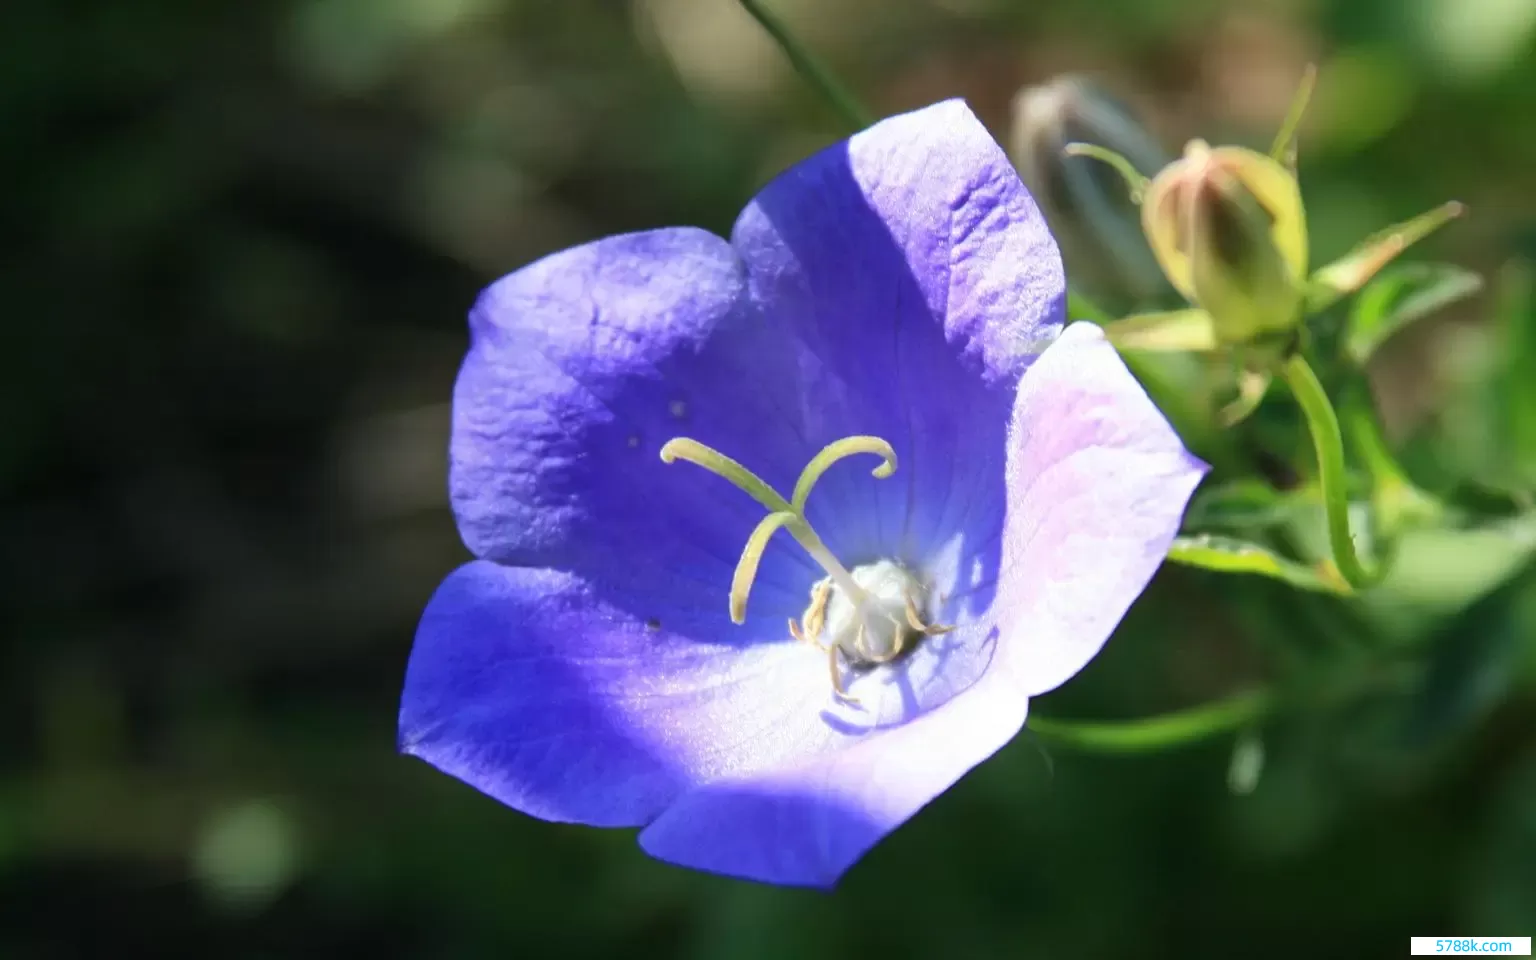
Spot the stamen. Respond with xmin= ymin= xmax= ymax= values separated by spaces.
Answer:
xmin=905 ymin=593 xmax=956 ymax=637
xmin=788 ymin=618 xmax=808 ymax=645
xmin=854 ymin=617 xmax=908 ymax=665
xmin=826 ymin=645 xmax=856 ymax=703
xmin=791 ymin=598 xmax=858 ymax=704
xmin=804 ymin=580 xmax=830 ymax=639
xmin=860 ymin=639 xmax=905 ymax=665
xmin=903 ymin=595 xmax=927 ymax=632
xmin=852 ymin=621 xmax=870 ymax=660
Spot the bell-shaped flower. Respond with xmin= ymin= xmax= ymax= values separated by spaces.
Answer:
xmin=398 ymin=100 xmax=1207 ymax=889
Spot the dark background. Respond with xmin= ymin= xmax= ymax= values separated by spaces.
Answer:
xmin=4 ymin=0 xmax=1534 ymax=957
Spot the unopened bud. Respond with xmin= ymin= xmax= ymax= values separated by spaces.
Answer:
xmin=1010 ymin=76 xmax=1172 ymax=308
xmin=1142 ymin=140 xmax=1309 ymax=345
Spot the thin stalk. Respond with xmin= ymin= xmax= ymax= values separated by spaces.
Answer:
xmin=1281 ymin=353 xmax=1384 ymax=589
xmin=737 ymin=0 xmax=873 ymax=130
xmin=1028 ymin=690 xmax=1273 ymax=753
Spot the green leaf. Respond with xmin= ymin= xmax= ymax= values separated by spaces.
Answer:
xmin=1402 ymin=559 xmax=1536 ymax=746
xmin=1166 ymin=534 xmax=1352 ymax=595
xmin=1307 ymin=201 xmax=1466 ymax=314
xmin=1343 ymin=262 xmax=1484 ymax=365
xmin=1390 ymin=261 xmax=1536 ymax=500
xmin=1102 ymin=308 xmax=1217 ymax=352
xmin=1369 ymin=512 xmax=1536 ymax=626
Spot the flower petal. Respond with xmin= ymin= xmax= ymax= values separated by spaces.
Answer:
xmin=638 ymin=664 xmax=1027 ymax=888
xmin=991 ymin=321 xmax=1208 ymax=696
xmin=731 ymin=99 xmax=1066 ymax=566
xmin=399 ymin=561 xmax=842 ymax=827
xmin=449 ymin=227 xmax=819 ymax=624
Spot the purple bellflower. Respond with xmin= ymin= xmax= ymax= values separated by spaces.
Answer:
xmin=399 ymin=100 xmax=1207 ymax=889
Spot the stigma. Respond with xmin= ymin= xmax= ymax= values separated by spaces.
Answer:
xmin=660 ymin=433 xmax=953 ymax=704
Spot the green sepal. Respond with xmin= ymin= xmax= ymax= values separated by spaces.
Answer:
xmin=1102 ymin=308 xmax=1218 ymax=352
xmin=1307 ymin=201 xmax=1466 ymax=314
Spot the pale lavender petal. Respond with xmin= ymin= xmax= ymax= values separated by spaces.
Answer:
xmin=638 ymin=665 xmax=1027 ymax=888
xmin=989 ymin=321 xmax=1208 ymax=696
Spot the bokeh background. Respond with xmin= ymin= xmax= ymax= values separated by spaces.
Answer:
xmin=4 ymin=0 xmax=1535 ymax=957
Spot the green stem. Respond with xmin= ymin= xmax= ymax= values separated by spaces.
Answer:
xmin=737 ymin=0 xmax=874 ymax=130
xmin=1028 ymin=689 xmax=1273 ymax=753
xmin=1280 ymin=352 xmax=1384 ymax=589
xmin=1063 ymin=143 xmax=1149 ymax=201
xmin=1339 ymin=379 xmax=1442 ymax=535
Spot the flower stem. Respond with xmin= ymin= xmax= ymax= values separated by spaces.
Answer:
xmin=1028 ymin=690 xmax=1273 ymax=753
xmin=1340 ymin=381 xmax=1444 ymax=540
xmin=736 ymin=0 xmax=874 ymax=130
xmin=1063 ymin=143 xmax=1149 ymax=200
xmin=1280 ymin=353 xmax=1383 ymax=589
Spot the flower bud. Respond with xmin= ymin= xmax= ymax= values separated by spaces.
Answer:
xmin=1010 ymin=76 xmax=1172 ymax=308
xmin=1142 ymin=140 xmax=1308 ymax=345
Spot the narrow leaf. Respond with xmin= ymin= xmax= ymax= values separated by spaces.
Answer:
xmin=1307 ymin=201 xmax=1466 ymax=313
xmin=1167 ymin=533 xmax=1352 ymax=595
xmin=1344 ymin=262 xmax=1484 ymax=365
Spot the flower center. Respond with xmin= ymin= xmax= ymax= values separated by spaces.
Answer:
xmin=660 ymin=434 xmax=952 ymax=703
xmin=820 ymin=560 xmax=924 ymax=665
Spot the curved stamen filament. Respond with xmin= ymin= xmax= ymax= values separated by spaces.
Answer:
xmin=790 ymin=436 xmax=897 ymax=513
xmin=726 ymin=504 xmax=866 ymax=624
xmin=660 ymin=438 xmax=792 ymax=515
xmin=730 ymin=511 xmax=797 ymax=624
xmin=663 ymin=435 xmax=900 ymax=624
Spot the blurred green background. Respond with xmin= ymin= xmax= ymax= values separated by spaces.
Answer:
xmin=4 ymin=0 xmax=1535 ymax=957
